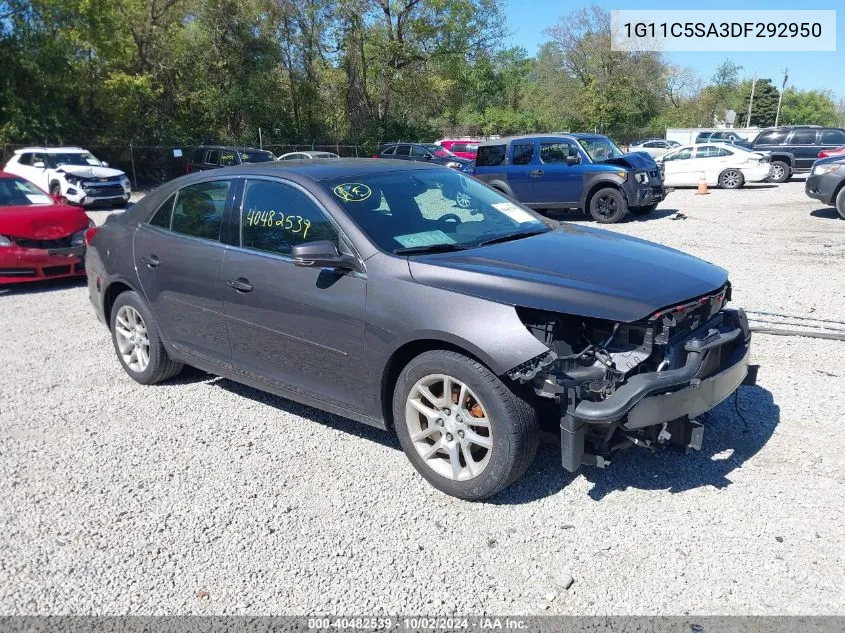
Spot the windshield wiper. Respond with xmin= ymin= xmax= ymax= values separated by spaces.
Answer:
xmin=478 ymin=228 xmax=549 ymax=247
xmin=394 ymin=243 xmax=470 ymax=255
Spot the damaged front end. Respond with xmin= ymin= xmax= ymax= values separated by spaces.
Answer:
xmin=507 ymin=284 xmax=756 ymax=472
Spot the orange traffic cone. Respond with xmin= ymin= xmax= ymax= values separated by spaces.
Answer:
xmin=695 ymin=173 xmax=709 ymax=195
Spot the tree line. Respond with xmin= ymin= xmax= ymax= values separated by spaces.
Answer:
xmin=1 ymin=1 xmax=843 ymax=149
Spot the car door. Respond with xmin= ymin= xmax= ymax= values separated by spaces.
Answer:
xmin=220 ymin=177 xmax=366 ymax=411
xmin=410 ymin=144 xmax=430 ymax=163
xmin=133 ymin=178 xmax=235 ymax=367
xmin=692 ymin=145 xmax=731 ymax=184
xmin=506 ymin=142 xmax=536 ymax=202
xmin=818 ymin=129 xmax=845 ymax=158
xmin=532 ymin=141 xmax=582 ymax=205
xmin=786 ymin=129 xmax=820 ymax=170
xmin=7 ymin=152 xmax=37 ymax=184
xmin=660 ymin=147 xmax=695 ymax=187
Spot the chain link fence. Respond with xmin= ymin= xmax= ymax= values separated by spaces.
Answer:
xmin=0 ymin=142 xmax=377 ymax=189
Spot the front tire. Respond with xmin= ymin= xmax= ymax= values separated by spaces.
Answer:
xmin=110 ymin=290 xmax=183 ymax=385
xmin=769 ymin=161 xmax=791 ymax=183
xmin=719 ymin=169 xmax=744 ymax=189
xmin=836 ymin=187 xmax=845 ymax=220
xmin=588 ymin=187 xmax=628 ymax=223
xmin=393 ymin=350 xmax=539 ymax=500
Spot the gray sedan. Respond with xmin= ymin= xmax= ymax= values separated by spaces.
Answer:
xmin=85 ymin=159 xmax=752 ymax=499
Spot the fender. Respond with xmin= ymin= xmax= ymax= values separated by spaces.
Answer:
xmin=766 ymin=151 xmax=795 ymax=167
xmin=485 ymin=179 xmax=515 ymax=198
xmin=579 ymin=173 xmax=627 ymax=209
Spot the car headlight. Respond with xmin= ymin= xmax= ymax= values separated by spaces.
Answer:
xmin=121 ymin=176 xmax=131 ymax=187
xmin=64 ymin=174 xmax=80 ymax=185
xmin=813 ymin=163 xmax=845 ymax=176
xmin=634 ymin=171 xmax=649 ymax=184
xmin=0 ymin=235 xmax=12 ymax=247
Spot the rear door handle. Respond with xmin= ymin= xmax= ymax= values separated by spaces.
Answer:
xmin=227 ymin=277 xmax=253 ymax=293
xmin=140 ymin=255 xmax=160 ymax=268
xmin=529 ymin=169 xmax=544 ymax=177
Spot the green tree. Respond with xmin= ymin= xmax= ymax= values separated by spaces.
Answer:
xmin=779 ymin=88 xmax=838 ymax=126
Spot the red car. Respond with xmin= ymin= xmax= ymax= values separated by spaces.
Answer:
xmin=819 ymin=146 xmax=845 ymax=159
xmin=0 ymin=171 xmax=93 ymax=284
xmin=436 ymin=138 xmax=481 ymax=160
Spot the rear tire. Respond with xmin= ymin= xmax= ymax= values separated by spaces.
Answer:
xmin=769 ymin=161 xmax=790 ymax=183
xmin=110 ymin=290 xmax=183 ymax=385
xmin=629 ymin=203 xmax=658 ymax=216
xmin=836 ymin=187 xmax=845 ymax=220
xmin=392 ymin=350 xmax=539 ymax=500
xmin=588 ymin=187 xmax=628 ymax=223
xmin=719 ymin=169 xmax=744 ymax=189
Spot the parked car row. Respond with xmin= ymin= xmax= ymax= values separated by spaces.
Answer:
xmin=805 ymin=155 xmax=845 ymax=219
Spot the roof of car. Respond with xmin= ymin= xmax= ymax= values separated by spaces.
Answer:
xmin=281 ymin=151 xmax=337 ymax=157
xmin=478 ymin=133 xmax=611 ymax=147
xmin=14 ymin=147 xmax=87 ymax=153
xmin=170 ymin=158 xmax=443 ymax=183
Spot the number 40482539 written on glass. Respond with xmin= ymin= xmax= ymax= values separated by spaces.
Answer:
xmin=245 ymin=209 xmax=311 ymax=238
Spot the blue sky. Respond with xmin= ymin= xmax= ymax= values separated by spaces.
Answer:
xmin=502 ymin=0 xmax=844 ymax=98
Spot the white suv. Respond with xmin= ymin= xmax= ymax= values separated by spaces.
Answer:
xmin=4 ymin=147 xmax=132 ymax=207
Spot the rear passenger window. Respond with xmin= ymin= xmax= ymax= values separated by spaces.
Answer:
xmin=240 ymin=180 xmax=338 ymax=257
xmin=148 ymin=193 xmax=176 ymax=229
xmin=821 ymin=129 xmax=845 ymax=145
xmin=452 ymin=143 xmax=468 ymax=153
xmin=380 ymin=146 xmax=396 ymax=156
xmin=476 ymin=145 xmax=506 ymax=166
xmin=205 ymin=150 xmax=220 ymax=165
xmin=171 ymin=180 xmax=231 ymax=241
xmin=789 ymin=130 xmax=818 ymax=145
xmin=511 ymin=143 xmax=534 ymax=165
xmin=191 ymin=148 xmax=205 ymax=163
xmin=395 ymin=145 xmax=410 ymax=157
xmin=755 ymin=131 xmax=788 ymax=145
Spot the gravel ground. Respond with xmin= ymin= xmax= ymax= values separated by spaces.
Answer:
xmin=1 ymin=180 xmax=844 ymax=616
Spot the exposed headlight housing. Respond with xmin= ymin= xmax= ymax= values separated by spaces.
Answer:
xmin=0 ymin=234 xmax=12 ymax=247
xmin=813 ymin=163 xmax=845 ymax=176
xmin=634 ymin=171 xmax=649 ymax=184
xmin=64 ymin=174 xmax=81 ymax=185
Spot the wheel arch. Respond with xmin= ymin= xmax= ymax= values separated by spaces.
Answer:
xmin=102 ymin=278 xmax=142 ymax=325
xmin=379 ymin=338 xmax=502 ymax=431
xmin=582 ymin=179 xmax=624 ymax=210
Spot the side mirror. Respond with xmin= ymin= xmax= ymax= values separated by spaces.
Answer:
xmin=566 ymin=154 xmax=580 ymax=166
xmin=101 ymin=161 xmax=109 ymax=167
xmin=291 ymin=240 xmax=358 ymax=271
xmin=33 ymin=161 xmax=45 ymax=169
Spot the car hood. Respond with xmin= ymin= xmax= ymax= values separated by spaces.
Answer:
xmin=435 ymin=156 xmax=472 ymax=166
xmin=0 ymin=204 xmax=90 ymax=239
xmin=407 ymin=226 xmax=728 ymax=322
xmin=57 ymin=165 xmax=125 ymax=179
xmin=598 ymin=152 xmax=658 ymax=170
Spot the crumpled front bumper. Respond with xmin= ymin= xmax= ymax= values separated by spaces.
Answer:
xmin=624 ymin=180 xmax=666 ymax=207
xmin=560 ymin=308 xmax=753 ymax=472
xmin=0 ymin=245 xmax=86 ymax=284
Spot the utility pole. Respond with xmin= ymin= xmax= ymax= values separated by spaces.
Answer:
xmin=774 ymin=67 xmax=789 ymax=127
xmin=745 ymin=73 xmax=757 ymax=128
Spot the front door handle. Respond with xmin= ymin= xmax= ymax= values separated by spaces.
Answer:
xmin=529 ymin=169 xmax=544 ymax=177
xmin=227 ymin=277 xmax=254 ymax=293
xmin=140 ymin=254 xmax=160 ymax=268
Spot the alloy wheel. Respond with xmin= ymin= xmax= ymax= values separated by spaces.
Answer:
xmin=722 ymin=170 xmax=741 ymax=188
xmin=114 ymin=305 xmax=150 ymax=373
xmin=771 ymin=164 xmax=784 ymax=180
xmin=404 ymin=374 xmax=493 ymax=481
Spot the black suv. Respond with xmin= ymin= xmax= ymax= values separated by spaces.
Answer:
xmin=187 ymin=146 xmax=276 ymax=173
xmin=750 ymin=126 xmax=845 ymax=183
xmin=374 ymin=143 xmax=470 ymax=169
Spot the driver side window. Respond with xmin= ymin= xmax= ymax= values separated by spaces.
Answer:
xmin=665 ymin=148 xmax=693 ymax=161
xmin=240 ymin=180 xmax=338 ymax=257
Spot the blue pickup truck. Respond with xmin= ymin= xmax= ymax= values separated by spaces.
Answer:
xmin=473 ymin=133 xmax=666 ymax=223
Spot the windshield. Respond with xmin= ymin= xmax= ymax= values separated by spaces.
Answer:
xmin=423 ymin=144 xmax=455 ymax=158
xmin=241 ymin=150 xmax=276 ymax=163
xmin=46 ymin=152 xmax=102 ymax=168
xmin=578 ymin=137 xmax=625 ymax=162
xmin=0 ymin=177 xmax=53 ymax=206
xmin=322 ymin=169 xmax=549 ymax=254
